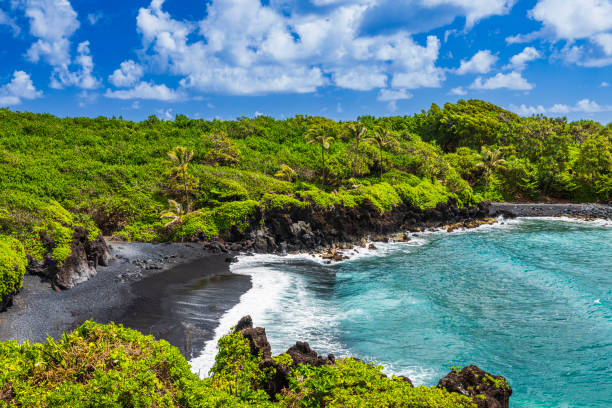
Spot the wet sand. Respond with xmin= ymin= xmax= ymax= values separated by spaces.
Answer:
xmin=0 ymin=242 xmax=251 ymax=359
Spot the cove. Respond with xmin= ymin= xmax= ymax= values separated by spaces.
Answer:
xmin=192 ymin=218 xmax=612 ymax=407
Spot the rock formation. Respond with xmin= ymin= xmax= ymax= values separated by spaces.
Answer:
xmin=26 ymin=226 xmax=111 ymax=290
xmin=438 ymin=365 xmax=512 ymax=408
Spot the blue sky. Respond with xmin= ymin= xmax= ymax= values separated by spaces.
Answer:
xmin=1 ymin=0 xmax=612 ymax=123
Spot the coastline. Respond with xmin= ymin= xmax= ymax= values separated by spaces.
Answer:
xmin=0 ymin=242 xmax=250 ymax=359
xmin=1 ymin=202 xmax=610 ymax=364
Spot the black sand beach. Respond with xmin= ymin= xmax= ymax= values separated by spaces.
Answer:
xmin=0 ymin=242 xmax=251 ymax=359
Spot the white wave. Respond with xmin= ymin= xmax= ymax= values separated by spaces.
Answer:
xmin=189 ymin=254 xmax=350 ymax=378
xmin=189 ymin=262 xmax=292 ymax=377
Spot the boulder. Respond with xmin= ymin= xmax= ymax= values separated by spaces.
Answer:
xmin=438 ymin=365 xmax=512 ymax=408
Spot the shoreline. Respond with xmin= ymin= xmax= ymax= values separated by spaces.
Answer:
xmin=1 ymin=202 xmax=610 ymax=362
xmin=0 ymin=242 xmax=250 ymax=360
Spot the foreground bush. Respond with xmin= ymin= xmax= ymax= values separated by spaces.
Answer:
xmin=0 ymin=321 xmax=478 ymax=407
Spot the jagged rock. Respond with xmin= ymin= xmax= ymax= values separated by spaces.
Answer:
xmin=54 ymin=227 xmax=111 ymax=289
xmin=438 ymin=365 xmax=512 ymax=408
xmin=234 ymin=315 xmax=253 ymax=332
xmin=234 ymin=316 xmax=272 ymax=361
xmin=26 ymin=227 xmax=110 ymax=290
xmin=286 ymin=341 xmax=333 ymax=368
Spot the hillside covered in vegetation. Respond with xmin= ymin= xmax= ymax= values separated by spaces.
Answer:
xmin=1 ymin=99 xmax=611 ymax=308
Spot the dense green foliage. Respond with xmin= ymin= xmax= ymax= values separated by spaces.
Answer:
xmin=0 ymin=100 xmax=610 ymax=302
xmin=0 ymin=235 xmax=26 ymax=304
xmin=0 ymin=321 xmax=477 ymax=407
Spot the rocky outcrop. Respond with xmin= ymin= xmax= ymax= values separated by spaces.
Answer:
xmin=488 ymin=202 xmax=612 ymax=219
xmin=438 ymin=365 xmax=512 ymax=408
xmin=204 ymin=199 xmax=492 ymax=254
xmin=26 ymin=227 xmax=111 ymax=290
xmin=233 ymin=317 xmax=511 ymax=407
xmin=233 ymin=315 xmax=335 ymax=398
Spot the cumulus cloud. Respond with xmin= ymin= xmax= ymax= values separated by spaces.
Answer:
xmin=0 ymin=71 xmax=43 ymax=106
xmin=50 ymin=41 xmax=100 ymax=89
xmin=470 ymin=71 xmax=533 ymax=90
xmin=455 ymin=50 xmax=497 ymax=75
xmin=131 ymin=0 xmax=445 ymax=96
xmin=109 ymin=60 xmax=145 ymax=87
xmin=105 ymin=81 xmax=184 ymax=101
xmin=529 ymin=0 xmax=612 ymax=40
xmin=505 ymin=46 xmax=540 ymax=71
xmin=509 ymin=0 xmax=612 ymax=66
xmin=24 ymin=0 xmax=80 ymax=67
xmin=509 ymin=98 xmax=612 ymax=116
xmin=22 ymin=0 xmax=101 ymax=89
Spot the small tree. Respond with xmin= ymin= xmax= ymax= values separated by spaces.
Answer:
xmin=202 ymin=132 xmax=241 ymax=166
xmin=275 ymin=164 xmax=295 ymax=182
xmin=305 ymin=125 xmax=334 ymax=185
xmin=346 ymin=122 xmax=367 ymax=178
xmin=478 ymin=147 xmax=506 ymax=192
xmin=160 ymin=199 xmax=200 ymax=242
xmin=167 ymin=146 xmax=194 ymax=212
xmin=366 ymin=129 xmax=397 ymax=180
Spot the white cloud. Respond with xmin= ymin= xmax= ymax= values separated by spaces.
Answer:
xmin=157 ymin=107 xmax=173 ymax=120
xmin=508 ymin=103 xmax=546 ymax=116
xmin=506 ymin=46 xmax=540 ymax=71
xmin=378 ymin=88 xmax=412 ymax=111
xmin=133 ymin=0 xmax=445 ymax=96
xmin=422 ymin=0 xmax=516 ymax=28
xmin=594 ymin=32 xmax=612 ymax=55
xmin=377 ymin=88 xmax=412 ymax=101
xmin=109 ymin=60 xmax=144 ymax=87
xmin=0 ymin=9 xmax=20 ymax=35
xmin=50 ymin=41 xmax=100 ymax=89
xmin=509 ymin=0 xmax=612 ymax=66
xmin=455 ymin=50 xmax=497 ymax=75
xmin=470 ymin=71 xmax=534 ymax=90
xmin=529 ymin=0 xmax=612 ymax=40
xmin=0 ymin=71 xmax=43 ymax=106
xmin=510 ymin=98 xmax=612 ymax=116
xmin=105 ymin=81 xmax=184 ymax=101
xmin=23 ymin=0 xmax=101 ymax=89
xmin=449 ymin=86 xmax=467 ymax=95
xmin=24 ymin=0 xmax=80 ymax=67
xmin=87 ymin=12 xmax=103 ymax=25
xmin=601 ymin=81 xmax=610 ymax=87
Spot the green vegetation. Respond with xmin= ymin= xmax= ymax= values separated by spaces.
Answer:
xmin=0 ymin=100 xmax=610 ymax=304
xmin=0 ymin=321 xmax=477 ymax=407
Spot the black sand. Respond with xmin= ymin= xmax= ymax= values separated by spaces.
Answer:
xmin=0 ymin=242 xmax=251 ymax=359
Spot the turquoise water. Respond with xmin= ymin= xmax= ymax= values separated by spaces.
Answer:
xmin=194 ymin=218 xmax=612 ymax=407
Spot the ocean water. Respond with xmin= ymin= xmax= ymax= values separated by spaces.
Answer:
xmin=190 ymin=217 xmax=612 ymax=407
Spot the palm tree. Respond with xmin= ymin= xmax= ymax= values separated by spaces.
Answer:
xmin=346 ymin=122 xmax=367 ymax=178
xmin=367 ymin=129 xmax=397 ymax=180
xmin=160 ymin=200 xmax=185 ymax=228
xmin=275 ymin=164 xmax=295 ymax=182
xmin=168 ymin=146 xmax=194 ymax=212
xmin=478 ymin=147 xmax=506 ymax=192
xmin=305 ymin=125 xmax=334 ymax=185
